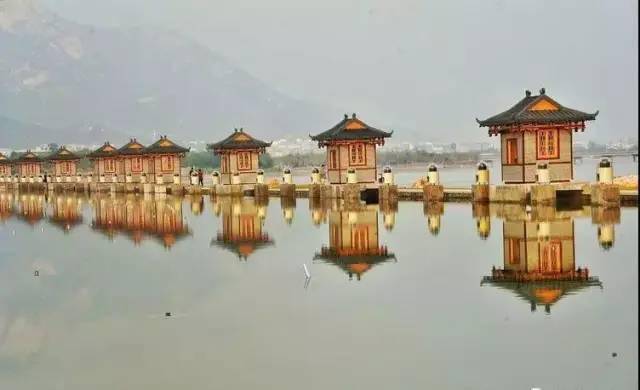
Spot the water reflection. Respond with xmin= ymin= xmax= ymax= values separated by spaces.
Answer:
xmin=0 ymin=192 xmax=14 ymax=223
xmin=482 ymin=206 xmax=604 ymax=313
xmin=424 ymin=202 xmax=444 ymax=236
xmin=48 ymin=195 xmax=84 ymax=233
xmin=592 ymin=206 xmax=620 ymax=250
xmin=210 ymin=196 xmax=273 ymax=260
xmin=16 ymin=193 xmax=46 ymax=226
xmin=280 ymin=197 xmax=296 ymax=225
xmin=313 ymin=202 xmax=396 ymax=281
xmin=91 ymin=194 xmax=190 ymax=248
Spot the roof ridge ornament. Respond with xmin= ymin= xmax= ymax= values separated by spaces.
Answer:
xmin=352 ymin=113 xmax=356 ymax=119
xmin=539 ymin=87 xmax=546 ymax=95
xmin=525 ymin=90 xmax=531 ymax=97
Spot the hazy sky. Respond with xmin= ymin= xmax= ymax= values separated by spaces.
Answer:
xmin=41 ymin=0 xmax=638 ymax=143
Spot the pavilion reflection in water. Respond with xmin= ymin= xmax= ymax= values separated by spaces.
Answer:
xmin=210 ymin=197 xmax=273 ymax=260
xmin=313 ymin=201 xmax=396 ymax=281
xmin=91 ymin=194 xmax=190 ymax=248
xmin=481 ymin=206 xmax=603 ymax=313
xmin=0 ymin=192 xmax=14 ymax=223
xmin=48 ymin=194 xmax=84 ymax=233
xmin=16 ymin=193 xmax=46 ymax=226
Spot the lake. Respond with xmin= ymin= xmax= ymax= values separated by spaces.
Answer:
xmin=0 ymin=192 xmax=637 ymax=389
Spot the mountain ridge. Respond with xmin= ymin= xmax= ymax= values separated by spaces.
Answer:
xmin=0 ymin=0 xmax=335 ymax=148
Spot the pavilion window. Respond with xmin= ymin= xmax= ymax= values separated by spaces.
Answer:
xmin=104 ymin=158 xmax=116 ymax=173
xmin=537 ymin=129 xmax=559 ymax=159
xmin=349 ymin=143 xmax=366 ymax=166
xmin=161 ymin=156 xmax=174 ymax=172
xmin=131 ymin=157 xmax=143 ymax=172
xmin=540 ymin=241 xmax=562 ymax=273
xmin=221 ymin=155 xmax=229 ymax=173
xmin=329 ymin=149 xmax=338 ymax=169
xmin=237 ymin=152 xmax=251 ymax=170
xmin=506 ymin=138 xmax=519 ymax=164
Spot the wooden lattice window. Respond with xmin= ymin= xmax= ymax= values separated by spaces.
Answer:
xmin=506 ymin=138 xmax=519 ymax=164
xmin=537 ymin=129 xmax=559 ymax=159
xmin=349 ymin=144 xmax=365 ymax=166
xmin=131 ymin=157 xmax=143 ymax=172
xmin=237 ymin=152 xmax=251 ymax=170
xmin=329 ymin=149 xmax=338 ymax=169
xmin=161 ymin=156 xmax=174 ymax=172
xmin=104 ymin=158 xmax=116 ymax=173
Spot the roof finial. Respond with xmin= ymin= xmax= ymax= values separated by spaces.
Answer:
xmin=234 ymin=128 xmax=238 ymax=132
xmin=539 ymin=87 xmax=546 ymax=95
xmin=352 ymin=113 xmax=356 ymax=119
xmin=525 ymin=90 xmax=531 ymax=97
xmin=344 ymin=114 xmax=348 ymax=119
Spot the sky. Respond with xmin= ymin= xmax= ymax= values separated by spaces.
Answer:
xmin=40 ymin=0 xmax=638 ymax=143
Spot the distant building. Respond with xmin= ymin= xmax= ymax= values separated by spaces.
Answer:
xmin=477 ymin=88 xmax=598 ymax=183
xmin=310 ymin=113 xmax=392 ymax=184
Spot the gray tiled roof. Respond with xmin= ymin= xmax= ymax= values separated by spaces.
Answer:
xmin=145 ymin=136 xmax=189 ymax=155
xmin=477 ymin=89 xmax=598 ymax=127
xmin=310 ymin=114 xmax=392 ymax=142
xmin=87 ymin=142 xmax=120 ymax=158
xmin=47 ymin=146 xmax=80 ymax=161
xmin=207 ymin=129 xmax=271 ymax=152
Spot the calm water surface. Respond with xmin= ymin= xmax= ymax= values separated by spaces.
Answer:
xmin=0 ymin=192 xmax=637 ymax=389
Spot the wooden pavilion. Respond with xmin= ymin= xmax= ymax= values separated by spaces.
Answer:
xmin=144 ymin=136 xmax=189 ymax=184
xmin=208 ymin=129 xmax=271 ymax=185
xmin=477 ymin=88 xmax=598 ymax=183
xmin=47 ymin=146 xmax=80 ymax=178
xmin=118 ymin=138 xmax=149 ymax=182
xmin=87 ymin=142 xmax=121 ymax=181
xmin=0 ymin=152 xmax=12 ymax=178
xmin=310 ymin=113 xmax=392 ymax=185
xmin=13 ymin=150 xmax=43 ymax=179
xmin=314 ymin=207 xmax=395 ymax=280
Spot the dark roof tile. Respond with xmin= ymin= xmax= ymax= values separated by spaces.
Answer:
xmin=208 ymin=129 xmax=271 ymax=152
xmin=310 ymin=114 xmax=393 ymax=143
xmin=477 ymin=89 xmax=598 ymax=127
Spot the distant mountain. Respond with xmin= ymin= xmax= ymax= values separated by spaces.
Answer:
xmin=0 ymin=0 xmax=333 ymax=147
xmin=0 ymin=114 xmax=127 ymax=149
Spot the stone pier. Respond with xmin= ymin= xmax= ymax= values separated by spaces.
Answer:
xmin=471 ymin=184 xmax=490 ymax=203
xmin=530 ymin=184 xmax=556 ymax=206
xmin=590 ymin=184 xmax=620 ymax=206
xmin=379 ymin=184 xmax=398 ymax=203
xmin=423 ymin=184 xmax=444 ymax=203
